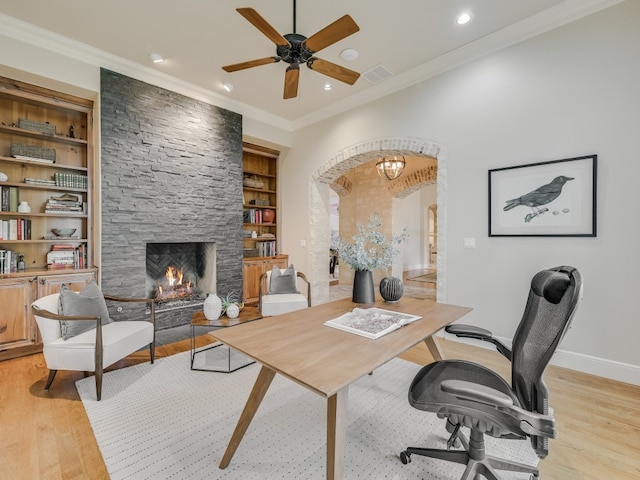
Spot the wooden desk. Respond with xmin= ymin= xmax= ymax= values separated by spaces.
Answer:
xmin=214 ymin=296 xmax=472 ymax=479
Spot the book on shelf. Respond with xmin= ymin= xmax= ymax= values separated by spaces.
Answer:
xmin=24 ymin=177 xmax=56 ymax=186
xmin=11 ymin=155 xmax=55 ymax=164
xmin=0 ymin=186 xmax=20 ymax=212
xmin=0 ymin=248 xmax=18 ymax=274
xmin=323 ymin=307 xmax=422 ymax=339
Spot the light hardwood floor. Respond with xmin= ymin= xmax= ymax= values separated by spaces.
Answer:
xmin=1 ymin=333 xmax=638 ymax=479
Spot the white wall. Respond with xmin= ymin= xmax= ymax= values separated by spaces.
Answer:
xmin=280 ymin=1 xmax=640 ymax=384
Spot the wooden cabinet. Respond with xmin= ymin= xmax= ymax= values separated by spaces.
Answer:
xmin=242 ymin=255 xmax=288 ymax=304
xmin=242 ymin=143 xmax=279 ymax=257
xmin=0 ymin=270 xmax=96 ymax=361
xmin=0 ymin=75 xmax=97 ymax=361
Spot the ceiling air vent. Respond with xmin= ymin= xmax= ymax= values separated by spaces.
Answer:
xmin=362 ymin=64 xmax=394 ymax=84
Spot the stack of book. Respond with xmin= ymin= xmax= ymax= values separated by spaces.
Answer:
xmin=0 ymin=218 xmax=32 ymax=240
xmin=45 ymin=193 xmax=84 ymax=215
xmin=46 ymin=243 xmax=86 ymax=269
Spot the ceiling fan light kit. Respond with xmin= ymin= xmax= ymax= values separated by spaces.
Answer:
xmin=222 ymin=1 xmax=361 ymax=99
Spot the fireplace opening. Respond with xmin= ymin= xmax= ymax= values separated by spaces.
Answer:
xmin=145 ymin=242 xmax=216 ymax=311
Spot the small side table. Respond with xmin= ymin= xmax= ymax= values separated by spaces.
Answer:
xmin=190 ymin=306 xmax=262 ymax=373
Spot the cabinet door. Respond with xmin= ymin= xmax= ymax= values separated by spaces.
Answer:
xmin=37 ymin=272 xmax=97 ymax=297
xmin=242 ymin=260 xmax=265 ymax=304
xmin=0 ymin=277 xmax=37 ymax=351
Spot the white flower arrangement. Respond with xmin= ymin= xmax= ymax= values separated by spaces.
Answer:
xmin=336 ymin=213 xmax=408 ymax=272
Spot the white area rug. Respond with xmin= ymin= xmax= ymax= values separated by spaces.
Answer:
xmin=77 ymin=350 xmax=538 ymax=479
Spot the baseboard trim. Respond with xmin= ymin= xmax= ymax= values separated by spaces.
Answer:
xmin=443 ymin=334 xmax=640 ymax=387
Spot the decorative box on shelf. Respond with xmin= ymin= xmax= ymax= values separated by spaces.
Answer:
xmin=243 ymin=248 xmax=259 ymax=258
xmin=11 ymin=143 xmax=56 ymax=163
xmin=243 ymin=175 xmax=264 ymax=189
xmin=18 ymin=118 xmax=56 ymax=135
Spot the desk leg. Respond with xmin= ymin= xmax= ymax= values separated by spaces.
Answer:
xmin=219 ymin=366 xmax=276 ymax=469
xmin=326 ymin=387 xmax=349 ymax=480
xmin=424 ymin=335 xmax=445 ymax=361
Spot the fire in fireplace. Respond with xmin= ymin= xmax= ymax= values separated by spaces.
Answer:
xmin=146 ymin=242 xmax=216 ymax=311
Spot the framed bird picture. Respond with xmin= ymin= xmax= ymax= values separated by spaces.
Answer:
xmin=488 ymin=154 xmax=597 ymax=236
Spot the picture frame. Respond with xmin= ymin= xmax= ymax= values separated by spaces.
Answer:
xmin=488 ymin=154 xmax=597 ymax=237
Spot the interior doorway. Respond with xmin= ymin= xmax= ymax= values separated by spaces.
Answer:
xmin=309 ymin=136 xmax=448 ymax=305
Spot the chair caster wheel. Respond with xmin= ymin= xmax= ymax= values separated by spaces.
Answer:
xmin=400 ymin=451 xmax=411 ymax=464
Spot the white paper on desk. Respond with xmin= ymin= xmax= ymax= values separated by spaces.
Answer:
xmin=323 ymin=307 xmax=421 ymax=339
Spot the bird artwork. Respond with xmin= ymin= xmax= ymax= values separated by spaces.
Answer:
xmin=503 ymin=175 xmax=574 ymax=223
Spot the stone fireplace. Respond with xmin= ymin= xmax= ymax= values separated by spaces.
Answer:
xmin=100 ymin=69 xmax=243 ymax=329
xmin=146 ymin=242 xmax=216 ymax=311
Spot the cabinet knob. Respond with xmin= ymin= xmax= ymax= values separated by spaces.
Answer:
xmin=28 ymin=277 xmax=37 ymax=283
xmin=38 ymin=278 xmax=46 ymax=284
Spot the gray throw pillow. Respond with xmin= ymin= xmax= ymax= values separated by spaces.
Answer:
xmin=268 ymin=264 xmax=299 ymax=294
xmin=58 ymin=280 xmax=112 ymax=340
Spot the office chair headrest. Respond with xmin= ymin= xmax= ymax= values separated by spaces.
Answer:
xmin=531 ymin=270 xmax=571 ymax=304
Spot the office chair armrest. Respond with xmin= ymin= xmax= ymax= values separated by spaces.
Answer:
xmin=441 ymin=379 xmax=514 ymax=408
xmin=441 ymin=380 xmax=556 ymax=439
xmin=445 ymin=324 xmax=512 ymax=361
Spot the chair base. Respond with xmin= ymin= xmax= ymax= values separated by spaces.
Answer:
xmin=400 ymin=425 xmax=540 ymax=480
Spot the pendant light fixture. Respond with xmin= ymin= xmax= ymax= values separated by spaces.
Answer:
xmin=376 ymin=156 xmax=406 ymax=180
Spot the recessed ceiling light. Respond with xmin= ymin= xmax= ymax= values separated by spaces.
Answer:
xmin=456 ymin=12 xmax=472 ymax=25
xmin=149 ymin=53 xmax=164 ymax=64
xmin=323 ymin=83 xmax=333 ymax=91
xmin=340 ymin=48 xmax=359 ymax=62
xmin=222 ymin=83 xmax=234 ymax=93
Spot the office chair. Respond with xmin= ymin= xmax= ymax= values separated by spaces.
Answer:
xmin=400 ymin=266 xmax=582 ymax=480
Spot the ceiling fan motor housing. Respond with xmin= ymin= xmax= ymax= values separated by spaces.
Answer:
xmin=278 ymin=33 xmax=314 ymax=66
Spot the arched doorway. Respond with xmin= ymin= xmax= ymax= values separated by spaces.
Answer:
xmin=308 ymin=137 xmax=448 ymax=305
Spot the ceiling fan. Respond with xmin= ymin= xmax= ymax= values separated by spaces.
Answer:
xmin=222 ymin=1 xmax=360 ymax=99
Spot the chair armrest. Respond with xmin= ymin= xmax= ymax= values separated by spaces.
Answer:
xmin=296 ymin=271 xmax=312 ymax=306
xmin=445 ymin=324 xmax=512 ymax=361
xmin=31 ymin=304 xmax=100 ymax=323
xmin=441 ymin=379 xmax=556 ymax=439
xmin=103 ymin=294 xmax=154 ymax=304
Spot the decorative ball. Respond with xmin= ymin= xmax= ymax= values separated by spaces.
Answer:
xmin=226 ymin=303 xmax=240 ymax=319
xmin=379 ymin=276 xmax=403 ymax=303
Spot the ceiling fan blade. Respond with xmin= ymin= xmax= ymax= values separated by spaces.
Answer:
xmin=222 ymin=57 xmax=279 ymax=73
xmin=307 ymin=58 xmax=360 ymax=85
xmin=304 ymin=15 xmax=360 ymax=53
xmin=237 ymin=8 xmax=289 ymax=46
xmin=283 ymin=66 xmax=300 ymax=99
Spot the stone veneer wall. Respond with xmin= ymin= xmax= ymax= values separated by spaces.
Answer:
xmin=100 ymin=69 xmax=243 ymax=329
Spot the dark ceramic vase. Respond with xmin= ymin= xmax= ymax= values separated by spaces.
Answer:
xmin=352 ymin=270 xmax=375 ymax=304
xmin=379 ymin=276 xmax=403 ymax=303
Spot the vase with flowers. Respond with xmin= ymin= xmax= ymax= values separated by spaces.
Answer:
xmin=336 ymin=213 xmax=408 ymax=304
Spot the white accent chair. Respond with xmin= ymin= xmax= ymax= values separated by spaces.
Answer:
xmin=31 ymin=293 xmax=156 ymax=401
xmin=258 ymin=269 xmax=311 ymax=316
